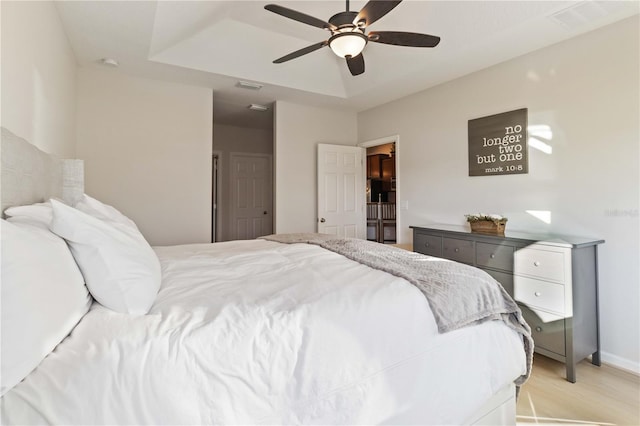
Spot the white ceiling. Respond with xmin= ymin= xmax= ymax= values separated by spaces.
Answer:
xmin=55 ymin=1 xmax=639 ymax=129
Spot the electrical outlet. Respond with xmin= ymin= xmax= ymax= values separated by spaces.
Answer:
xmin=400 ymin=200 xmax=409 ymax=210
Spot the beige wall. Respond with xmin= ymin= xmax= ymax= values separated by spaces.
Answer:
xmin=76 ymin=67 xmax=212 ymax=246
xmin=358 ymin=17 xmax=640 ymax=372
xmin=213 ymin=123 xmax=273 ymax=241
xmin=1 ymin=0 xmax=77 ymax=157
xmin=274 ymin=101 xmax=358 ymax=234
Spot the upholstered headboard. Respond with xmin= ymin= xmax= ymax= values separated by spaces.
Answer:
xmin=1 ymin=127 xmax=84 ymax=214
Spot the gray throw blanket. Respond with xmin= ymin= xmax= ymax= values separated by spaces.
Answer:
xmin=262 ymin=233 xmax=533 ymax=386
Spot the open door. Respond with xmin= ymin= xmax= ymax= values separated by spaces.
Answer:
xmin=317 ymin=144 xmax=365 ymax=238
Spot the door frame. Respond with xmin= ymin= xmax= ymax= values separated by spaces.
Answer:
xmin=358 ymin=135 xmax=402 ymax=244
xmin=211 ymin=151 xmax=222 ymax=242
xmin=229 ymin=152 xmax=274 ymax=240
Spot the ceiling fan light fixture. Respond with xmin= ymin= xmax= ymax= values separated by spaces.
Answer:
xmin=329 ymin=31 xmax=367 ymax=58
xmin=265 ymin=0 xmax=441 ymax=76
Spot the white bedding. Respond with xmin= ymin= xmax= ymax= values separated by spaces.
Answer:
xmin=1 ymin=240 xmax=526 ymax=425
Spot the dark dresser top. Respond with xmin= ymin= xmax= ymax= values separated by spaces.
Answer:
xmin=410 ymin=224 xmax=605 ymax=249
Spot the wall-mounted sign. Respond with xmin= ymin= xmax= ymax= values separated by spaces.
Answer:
xmin=468 ymin=108 xmax=528 ymax=176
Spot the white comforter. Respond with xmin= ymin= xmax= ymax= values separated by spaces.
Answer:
xmin=2 ymin=240 xmax=526 ymax=425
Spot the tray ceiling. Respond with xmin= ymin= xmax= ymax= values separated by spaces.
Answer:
xmin=54 ymin=1 xmax=639 ymax=128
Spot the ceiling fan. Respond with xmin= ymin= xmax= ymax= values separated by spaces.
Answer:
xmin=264 ymin=0 xmax=441 ymax=76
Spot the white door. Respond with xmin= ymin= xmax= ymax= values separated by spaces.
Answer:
xmin=317 ymin=144 xmax=365 ymax=238
xmin=230 ymin=153 xmax=273 ymax=240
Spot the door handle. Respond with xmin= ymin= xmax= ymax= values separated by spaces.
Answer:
xmin=320 ymin=218 xmax=326 ymax=223
xmin=263 ymin=211 xmax=267 ymax=215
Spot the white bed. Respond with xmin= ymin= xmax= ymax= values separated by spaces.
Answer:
xmin=0 ymin=127 xmax=531 ymax=425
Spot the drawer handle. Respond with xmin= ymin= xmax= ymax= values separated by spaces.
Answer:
xmin=534 ymin=292 xmax=542 ymax=297
xmin=534 ymin=261 xmax=541 ymax=267
xmin=535 ymin=326 xmax=542 ymax=332
xmin=454 ymin=248 xmax=460 ymax=253
xmin=490 ymin=254 xmax=496 ymax=259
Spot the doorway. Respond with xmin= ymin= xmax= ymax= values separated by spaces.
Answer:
xmin=211 ymin=99 xmax=274 ymax=242
xmin=359 ymin=136 xmax=400 ymax=245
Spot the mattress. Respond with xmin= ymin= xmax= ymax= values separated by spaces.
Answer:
xmin=1 ymin=239 xmax=527 ymax=424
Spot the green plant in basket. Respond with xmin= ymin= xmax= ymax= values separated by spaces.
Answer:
xmin=465 ymin=213 xmax=508 ymax=224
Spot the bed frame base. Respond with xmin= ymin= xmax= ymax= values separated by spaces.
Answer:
xmin=467 ymin=383 xmax=516 ymax=425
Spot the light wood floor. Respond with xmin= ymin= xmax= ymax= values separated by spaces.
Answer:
xmin=517 ymin=355 xmax=640 ymax=425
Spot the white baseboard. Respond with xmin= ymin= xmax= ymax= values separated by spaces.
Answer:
xmin=600 ymin=351 xmax=640 ymax=375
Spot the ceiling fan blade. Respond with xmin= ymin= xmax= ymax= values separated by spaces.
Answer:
xmin=346 ymin=53 xmax=365 ymax=76
xmin=265 ymin=4 xmax=336 ymax=31
xmin=354 ymin=1 xmax=402 ymax=27
xmin=273 ymin=40 xmax=328 ymax=64
xmin=368 ymin=31 xmax=441 ymax=47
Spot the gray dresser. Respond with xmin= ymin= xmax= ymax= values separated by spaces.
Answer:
xmin=410 ymin=224 xmax=604 ymax=383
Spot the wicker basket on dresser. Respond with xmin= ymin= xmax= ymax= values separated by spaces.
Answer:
xmin=410 ymin=224 xmax=604 ymax=383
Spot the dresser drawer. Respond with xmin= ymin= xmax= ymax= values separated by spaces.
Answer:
xmin=515 ymin=276 xmax=565 ymax=315
xmin=413 ymin=233 xmax=442 ymax=257
xmin=476 ymin=242 xmax=514 ymax=272
xmin=409 ymin=225 xmax=603 ymax=383
xmin=442 ymin=237 xmax=474 ymax=264
xmin=484 ymin=269 xmax=513 ymax=297
xmin=515 ymin=247 xmax=568 ymax=284
xmin=520 ymin=304 xmax=565 ymax=356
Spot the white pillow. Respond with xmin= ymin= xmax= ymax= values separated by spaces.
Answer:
xmin=49 ymin=199 xmax=161 ymax=315
xmin=4 ymin=194 xmax=138 ymax=230
xmin=75 ymin=194 xmax=139 ymax=231
xmin=1 ymin=220 xmax=92 ymax=395
xmin=4 ymin=201 xmax=53 ymax=228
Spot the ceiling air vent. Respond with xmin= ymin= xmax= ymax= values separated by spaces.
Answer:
xmin=248 ymin=104 xmax=269 ymax=112
xmin=236 ymin=81 xmax=263 ymax=90
xmin=548 ymin=1 xmax=620 ymax=30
